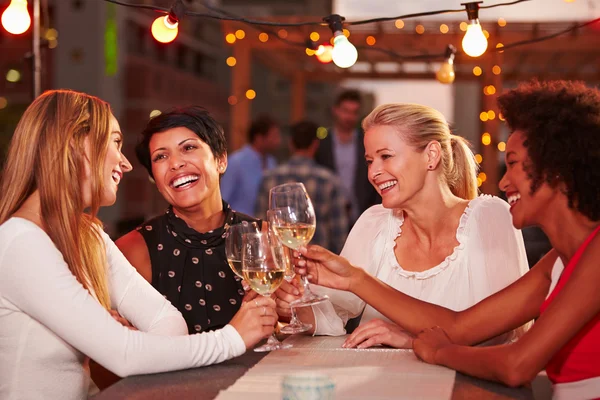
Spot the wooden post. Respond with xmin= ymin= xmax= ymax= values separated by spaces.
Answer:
xmin=291 ymin=71 xmax=306 ymax=123
xmin=480 ymin=52 xmax=503 ymax=195
xmin=230 ymin=42 xmax=251 ymax=152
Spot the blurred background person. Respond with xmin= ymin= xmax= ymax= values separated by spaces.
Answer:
xmin=221 ymin=115 xmax=281 ymax=215
xmin=256 ymin=120 xmax=349 ymax=255
xmin=315 ymin=89 xmax=380 ymax=226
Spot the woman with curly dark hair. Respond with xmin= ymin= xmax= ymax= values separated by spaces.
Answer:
xmin=293 ymin=80 xmax=600 ymax=399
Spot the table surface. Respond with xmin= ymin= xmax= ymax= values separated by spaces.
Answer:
xmin=93 ymin=336 xmax=535 ymax=400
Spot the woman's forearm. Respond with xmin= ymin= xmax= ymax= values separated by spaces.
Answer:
xmin=348 ymin=268 xmax=461 ymax=339
xmin=434 ymin=343 xmax=534 ymax=387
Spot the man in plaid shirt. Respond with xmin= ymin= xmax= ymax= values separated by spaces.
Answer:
xmin=255 ymin=121 xmax=350 ymax=254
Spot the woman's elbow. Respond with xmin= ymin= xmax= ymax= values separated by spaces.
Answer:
xmin=499 ymin=354 xmax=539 ymax=388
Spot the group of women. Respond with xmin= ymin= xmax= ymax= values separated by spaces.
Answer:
xmin=0 ymin=79 xmax=597 ymax=400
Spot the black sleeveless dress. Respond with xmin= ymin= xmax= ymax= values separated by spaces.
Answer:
xmin=137 ymin=201 xmax=259 ymax=334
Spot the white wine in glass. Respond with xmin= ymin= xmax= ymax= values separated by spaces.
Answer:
xmin=225 ymin=221 xmax=260 ymax=279
xmin=242 ymin=231 xmax=292 ymax=352
xmin=267 ymin=209 xmax=313 ymax=334
xmin=269 ymin=182 xmax=328 ymax=307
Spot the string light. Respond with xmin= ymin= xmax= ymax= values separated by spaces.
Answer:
xmin=440 ymin=24 xmax=449 ymax=34
xmin=481 ymin=132 xmax=491 ymax=145
xmin=226 ymin=56 xmax=236 ymax=67
xmin=497 ymin=141 xmax=506 ymax=151
xmin=395 ymin=19 xmax=404 ymax=29
xmin=436 ymin=45 xmax=456 ymax=84
xmin=277 ymin=29 xmax=288 ymax=38
xmin=235 ymin=29 xmax=245 ymax=39
xmin=461 ymin=2 xmax=488 ymax=57
xmin=315 ymin=44 xmax=333 ymax=64
xmin=310 ymin=32 xmax=320 ymax=41
xmin=1 ymin=0 xmax=31 ymax=35
xmin=492 ymin=65 xmax=502 ymax=75
xmin=324 ymin=15 xmax=358 ymax=69
xmin=475 ymin=154 xmax=483 ymax=164
xmin=366 ymin=35 xmax=376 ymax=45
xmin=225 ymin=33 xmax=236 ymax=44
xmin=246 ymin=89 xmax=256 ymax=100
xmin=416 ymin=24 xmax=425 ymax=34
xmin=473 ymin=66 xmax=482 ymax=76
xmin=150 ymin=0 xmax=184 ymax=44
xmin=6 ymin=69 xmax=21 ymax=83
xmin=258 ymin=32 xmax=269 ymax=42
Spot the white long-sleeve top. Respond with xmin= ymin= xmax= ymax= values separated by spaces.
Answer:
xmin=0 ymin=218 xmax=246 ymax=400
xmin=311 ymin=195 xmax=530 ymax=341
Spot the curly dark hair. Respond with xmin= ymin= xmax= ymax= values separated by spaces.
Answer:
xmin=497 ymin=80 xmax=600 ymax=221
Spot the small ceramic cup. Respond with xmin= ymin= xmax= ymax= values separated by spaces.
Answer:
xmin=282 ymin=373 xmax=335 ymax=400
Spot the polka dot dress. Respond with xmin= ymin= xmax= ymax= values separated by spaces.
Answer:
xmin=137 ymin=201 xmax=260 ymax=334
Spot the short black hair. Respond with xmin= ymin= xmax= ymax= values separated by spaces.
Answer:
xmin=497 ymin=80 xmax=600 ymax=221
xmin=290 ymin=120 xmax=319 ymax=150
xmin=335 ymin=89 xmax=362 ymax=106
xmin=247 ymin=114 xmax=278 ymax=143
xmin=135 ymin=106 xmax=227 ymax=178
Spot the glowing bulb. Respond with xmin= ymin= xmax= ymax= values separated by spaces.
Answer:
xmin=315 ymin=44 xmax=333 ymax=64
xmin=151 ymin=15 xmax=178 ymax=44
xmin=2 ymin=0 xmax=31 ymax=35
xmin=331 ymin=33 xmax=357 ymax=69
xmin=436 ymin=45 xmax=456 ymax=84
xmin=436 ymin=61 xmax=455 ymax=84
xmin=462 ymin=20 xmax=488 ymax=57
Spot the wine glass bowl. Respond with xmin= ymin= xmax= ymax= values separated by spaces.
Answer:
xmin=242 ymin=231 xmax=292 ymax=352
xmin=267 ymin=209 xmax=313 ymax=334
xmin=269 ymin=183 xmax=328 ymax=307
xmin=225 ymin=221 xmax=260 ymax=279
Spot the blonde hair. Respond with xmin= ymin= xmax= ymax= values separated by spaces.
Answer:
xmin=362 ymin=103 xmax=478 ymax=200
xmin=0 ymin=89 xmax=113 ymax=309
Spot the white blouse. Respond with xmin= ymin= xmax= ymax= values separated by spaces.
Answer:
xmin=0 ymin=218 xmax=246 ymax=400
xmin=311 ymin=195 xmax=530 ymax=341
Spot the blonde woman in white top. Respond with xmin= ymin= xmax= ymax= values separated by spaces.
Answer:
xmin=276 ymin=103 xmax=529 ymax=348
xmin=0 ymin=90 xmax=277 ymax=400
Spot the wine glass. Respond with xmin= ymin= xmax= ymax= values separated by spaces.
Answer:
xmin=269 ymin=182 xmax=328 ymax=307
xmin=267 ymin=209 xmax=312 ymax=334
xmin=225 ymin=221 xmax=261 ymax=280
xmin=242 ymin=231 xmax=292 ymax=352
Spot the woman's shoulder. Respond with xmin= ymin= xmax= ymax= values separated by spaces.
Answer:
xmin=357 ymin=204 xmax=394 ymax=223
xmin=347 ymin=204 xmax=395 ymax=240
xmin=466 ymin=194 xmax=512 ymax=221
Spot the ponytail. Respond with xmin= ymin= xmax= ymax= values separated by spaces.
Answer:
xmin=447 ymin=135 xmax=479 ymax=200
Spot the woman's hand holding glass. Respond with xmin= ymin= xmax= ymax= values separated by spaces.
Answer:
xmin=228 ymin=296 xmax=278 ymax=350
xmin=241 ymin=231 xmax=292 ymax=352
xmin=294 ymin=244 xmax=361 ymax=292
xmin=269 ymin=183 xmax=326 ymax=307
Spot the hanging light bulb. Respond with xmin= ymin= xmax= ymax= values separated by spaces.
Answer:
xmin=151 ymin=15 xmax=178 ymax=43
xmin=1 ymin=0 xmax=31 ymax=35
xmin=436 ymin=45 xmax=456 ymax=84
xmin=150 ymin=0 xmax=185 ymax=44
xmin=324 ymin=15 xmax=358 ymax=69
xmin=461 ymin=2 xmax=488 ymax=58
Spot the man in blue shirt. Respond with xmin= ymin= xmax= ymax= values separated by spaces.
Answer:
xmin=221 ymin=115 xmax=281 ymax=215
